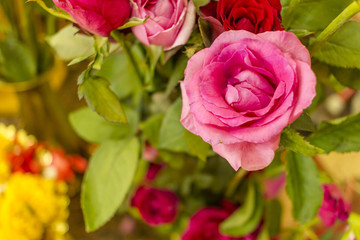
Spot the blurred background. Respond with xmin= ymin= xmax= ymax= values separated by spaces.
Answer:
xmin=1 ymin=0 xmax=360 ymax=239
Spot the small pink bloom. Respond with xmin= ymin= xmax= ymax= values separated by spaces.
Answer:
xmin=319 ymin=184 xmax=350 ymax=226
xmin=181 ymin=30 xmax=316 ymax=171
xmin=264 ymin=172 xmax=286 ymax=199
xmin=142 ymin=143 xmax=159 ymax=162
xmin=118 ymin=216 xmax=136 ymax=235
xmin=131 ymin=0 xmax=196 ymax=50
xmin=131 ymin=186 xmax=178 ymax=226
xmin=52 ymin=0 xmax=131 ymax=37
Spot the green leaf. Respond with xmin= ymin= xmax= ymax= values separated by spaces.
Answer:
xmin=140 ymin=114 xmax=164 ymax=147
xmin=30 ymin=0 xmax=74 ymax=22
xmin=158 ymin=99 xmax=189 ymax=152
xmin=341 ymin=212 xmax=360 ymax=240
xmin=192 ymin=0 xmax=210 ymax=9
xmin=95 ymin=52 xmax=139 ymax=99
xmin=47 ymin=25 xmax=95 ymax=62
xmin=285 ymin=151 xmax=323 ymax=224
xmin=289 ymin=29 xmax=314 ymax=38
xmin=265 ymin=200 xmax=282 ymax=238
xmin=280 ymin=128 xmax=323 ymax=156
xmin=184 ymin=130 xmax=210 ymax=161
xmin=312 ymin=21 xmax=360 ymax=69
xmin=0 ymin=37 xmax=36 ymax=82
xmin=165 ymin=54 xmax=188 ymax=97
xmin=307 ymin=113 xmax=360 ymax=153
xmin=69 ymin=106 xmax=138 ymax=143
xmin=281 ymin=0 xmax=353 ymax=31
xmin=290 ymin=112 xmax=315 ymax=132
xmin=81 ymin=138 xmax=140 ymax=232
xmin=220 ymin=182 xmax=263 ymax=236
xmin=117 ymin=17 xmax=149 ymax=30
xmin=331 ymin=67 xmax=360 ymax=90
xmin=78 ymin=73 xmax=127 ymax=123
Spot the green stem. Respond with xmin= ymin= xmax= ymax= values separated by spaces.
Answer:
xmin=110 ymin=31 xmax=144 ymax=85
xmin=225 ymin=168 xmax=247 ymax=198
xmin=310 ymin=0 xmax=360 ymax=53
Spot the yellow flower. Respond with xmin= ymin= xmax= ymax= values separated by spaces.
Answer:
xmin=0 ymin=131 xmax=11 ymax=184
xmin=0 ymin=173 xmax=70 ymax=240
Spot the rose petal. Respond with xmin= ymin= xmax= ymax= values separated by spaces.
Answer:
xmin=212 ymin=135 xmax=280 ymax=170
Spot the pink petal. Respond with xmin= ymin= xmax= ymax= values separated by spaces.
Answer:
xmin=212 ymin=135 xmax=280 ymax=171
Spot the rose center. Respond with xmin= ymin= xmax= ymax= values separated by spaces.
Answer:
xmin=224 ymin=70 xmax=274 ymax=112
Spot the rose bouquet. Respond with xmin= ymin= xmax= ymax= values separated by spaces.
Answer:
xmin=6 ymin=0 xmax=360 ymax=238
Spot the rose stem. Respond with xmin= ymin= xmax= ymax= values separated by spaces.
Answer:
xmin=310 ymin=0 xmax=360 ymax=54
xmin=111 ymin=30 xmax=144 ymax=86
xmin=225 ymin=168 xmax=247 ymax=198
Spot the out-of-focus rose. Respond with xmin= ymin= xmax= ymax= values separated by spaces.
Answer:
xmin=52 ymin=0 xmax=131 ymax=37
xmin=200 ymin=0 xmax=282 ymax=39
xmin=319 ymin=184 xmax=350 ymax=226
xmin=131 ymin=186 xmax=178 ymax=225
xmin=182 ymin=202 xmax=259 ymax=240
xmin=142 ymin=143 xmax=159 ymax=162
xmin=264 ymin=172 xmax=286 ymax=199
xmin=145 ymin=163 xmax=164 ymax=181
xmin=131 ymin=0 xmax=196 ymax=50
xmin=181 ymin=30 xmax=316 ymax=171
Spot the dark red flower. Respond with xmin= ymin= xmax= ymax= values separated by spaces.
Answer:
xmin=200 ymin=0 xmax=283 ymax=39
xmin=182 ymin=202 xmax=260 ymax=240
xmin=131 ymin=186 xmax=178 ymax=226
xmin=318 ymin=184 xmax=350 ymax=226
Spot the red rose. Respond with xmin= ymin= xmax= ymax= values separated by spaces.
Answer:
xmin=131 ymin=186 xmax=178 ymax=226
xmin=52 ymin=0 xmax=131 ymax=37
xmin=182 ymin=202 xmax=260 ymax=240
xmin=200 ymin=0 xmax=283 ymax=39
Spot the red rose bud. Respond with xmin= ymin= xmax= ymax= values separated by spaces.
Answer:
xmin=53 ymin=0 xmax=131 ymax=37
xmin=131 ymin=186 xmax=178 ymax=226
xmin=318 ymin=184 xmax=350 ymax=226
xmin=145 ymin=163 xmax=164 ymax=181
xmin=200 ymin=0 xmax=283 ymax=39
xmin=182 ymin=202 xmax=260 ymax=240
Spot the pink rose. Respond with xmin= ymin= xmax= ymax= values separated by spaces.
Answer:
xmin=182 ymin=202 xmax=259 ymax=240
xmin=131 ymin=0 xmax=196 ymax=50
xmin=181 ymin=30 xmax=316 ymax=171
xmin=52 ymin=0 xmax=131 ymax=37
xmin=131 ymin=186 xmax=178 ymax=225
xmin=319 ymin=184 xmax=350 ymax=226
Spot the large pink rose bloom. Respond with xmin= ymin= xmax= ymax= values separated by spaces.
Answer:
xmin=181 ymin=30 xmax=316 ymax=171
xmin=131 ymin=0 xmax=196 ymax=50
xmin=53 ymin=0 xmax=131 ymax=37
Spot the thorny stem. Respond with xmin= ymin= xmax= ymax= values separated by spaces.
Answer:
xmin=310 ymin=0 xmax=360 ymax=54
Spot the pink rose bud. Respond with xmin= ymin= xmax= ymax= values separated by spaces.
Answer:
xmin=131 ymin=0 xmax=196 ymax=50
xmin=182 ymin=202 xmax=260 ymax=240
xmin=131 ymin=186 xmax=178 ymax=226
xmin=180 ymin=30 xmax=316 ymax=171
xmin=52 ymin=0 xmax=131 ymax=37
xmin=142 ymin=143 xmax=159 ymax=162
xmin=319 ymin=184 xmax=350 ymax=226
